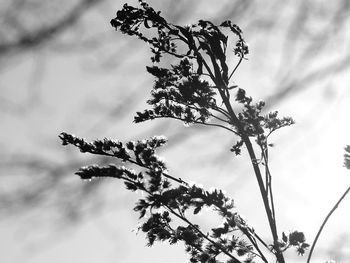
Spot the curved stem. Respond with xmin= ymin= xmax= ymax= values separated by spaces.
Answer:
xmin=228 ymin=56 xmax=243 ymax=81
xmin=209 ymin=113 xmax=229 ymax=123
xmin=306 ymin=185 xmax=350 ymax=263
xmin=211 ymin=105 xmax=231 ymax=119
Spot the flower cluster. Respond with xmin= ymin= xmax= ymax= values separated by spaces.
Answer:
xmin=60 ymin=132 xmax=258 ymax=263
xmin=134 ymin=58 xmax=216 ymax=124
xmin=59 ymin=132 xmax=166 ymax=163
xmin=235 ymin=89 xmax=295 ymax=138
xmin=135 ymin=184 xmax=257 ymax=262
xmin=276 ymin=231 xmax=310 ymax=256
xmin=58 ymin=1 xmax=314 ymax=263
xmin=110 ymin=0 xmax=249 ymax=127
xmin=228 ymin=89 xmax=295 ymax=155
xmin=110 ymin=1 xmax=248 ymax=66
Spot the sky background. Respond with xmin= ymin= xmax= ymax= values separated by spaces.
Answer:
xmin=1 ymin=0 xmax=350 ymax=262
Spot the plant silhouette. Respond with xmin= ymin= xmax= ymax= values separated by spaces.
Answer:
xmin=59 ymin=1 xmax=349 ymax=262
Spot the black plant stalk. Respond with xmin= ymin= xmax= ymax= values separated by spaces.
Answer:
xmin=306 ymin=185 xmax=350 ymax=263
xmin=206 ymin=56 xmax=285 ymax=262
xmin=59 ymin=2 xmax=319 ymax=262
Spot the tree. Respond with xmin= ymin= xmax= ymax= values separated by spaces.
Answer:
xmin=59 ymin=1 xmax=350 ymax=263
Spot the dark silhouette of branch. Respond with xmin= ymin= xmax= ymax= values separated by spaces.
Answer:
xmin=307 ymin=185 xmax=350 ymax=263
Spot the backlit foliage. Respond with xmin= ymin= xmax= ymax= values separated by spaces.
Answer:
xmin=59 ymin=1 xmax=349 ymax=262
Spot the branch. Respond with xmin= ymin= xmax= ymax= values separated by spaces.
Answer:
xmin=262 ymin=147 xmax=277 ymax=223
xmin=150 ymin=115 xmax=238 ymax=135
xmin=228 ymin=55 xmax=243 ymax=81
xmin=213 ymin=71 xmax=285 ymax=262
xmin=211 ymin=104 xmax=231 ymax=119
xmin=306 ymin=185 xmax=350 ymax=263
xmin=253 ymin=232 xmax=270 ymax=251
xmin=80 ymin=149 xmax=189 ymax=186
xmin=166 ymin=205 xmax=243 ymax=263
xmin=242 ymin=229 xmax=269 ymax=263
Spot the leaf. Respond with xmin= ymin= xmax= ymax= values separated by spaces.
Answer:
xmin=193 ymin=206 xmax=202 ymax=214
xmin=289 ymin=231 xmax=306 ymax=246
xmin=139 ymin=209 xmax=146 ymax=219
xmin=124 ymin=181 xmax=138 ymax=191
xmin=282 ymin=232 xmax=288 ymax=243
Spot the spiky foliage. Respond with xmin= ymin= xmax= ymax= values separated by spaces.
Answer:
xmin=57 ymin=1 xmax=322 ymax=263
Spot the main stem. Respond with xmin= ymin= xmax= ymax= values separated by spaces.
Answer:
xmin=216 ymin=80 xmax=285 ymax=263
xmin=197 ymin=46 xmax=284 ymax=261
xmin=244 ymin=137 xmax=284 ymax=263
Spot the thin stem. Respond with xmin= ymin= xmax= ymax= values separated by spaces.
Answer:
xmin=84 ymin=150 xmax=189 ymax=186
xmin=164 ymin=49 xmax=196 ymax=59
xmin=253 ymin=232 xmax=270 ymax=251
xmin=197 ymin=52 xmax=216 ymax=81
xmin=209 ymin=113 xmax=229 ymax=123
xmin=212 ymin=75 xmax=284 ymax=262
xmin=209 ymin=53 xmax=283 ymax=259
xmin=110 ymin=175 xmax=246 ymax=263
xmin=211 ymin=105 xmax=231 ymax=119
xmin=121 ymin=176 xmax=243 ymax=262
xmin=180 ymin=104 xmax=232 ymax=131
xmin=166 ymin=205 xmax=243 ymax=263
xmin=139 ymin=181 xmax=243 ymax=262
xmin=263 ymin=147 xmax=276 ymax=222
xmin=201 ymin=122 xmax=238 ymax=134
xmin=228 ymin=56 xmax=243 ymax=81
xmin=244 ymin=138 xmax=283 ymax=262
xmin=178 ymin=33 xmax=216 ymax=81
xmin=151 ymin=115 xmax=238 ymax=134
xmin=306 ymin=185 xmax=350 ymax=263
xmin=242 ymin=230 xmax=269 ymax=263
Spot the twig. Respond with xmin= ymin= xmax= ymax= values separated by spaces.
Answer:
xmin=242 ymin=229 xmax=269 ymax=263
xmin=306 ymin=185 xmax=350 ymax=263
xmin=228 ymin=56 xmax=243 ymax=81
xmin=166 ymin=205 xmax=243 ymax=263
xmin=151 ymin=115 xmax=238 ymax=134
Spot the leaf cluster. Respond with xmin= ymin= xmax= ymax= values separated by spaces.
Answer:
xmin=58 ymin=1 xmax=316 ymax=263
xmin=276 ymin=231 xmax=310 ymax=256
xmin=135 ymin=58 xmax=216 ymax=124
xmin=59 ymin=132 xmax=259 ymax=263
